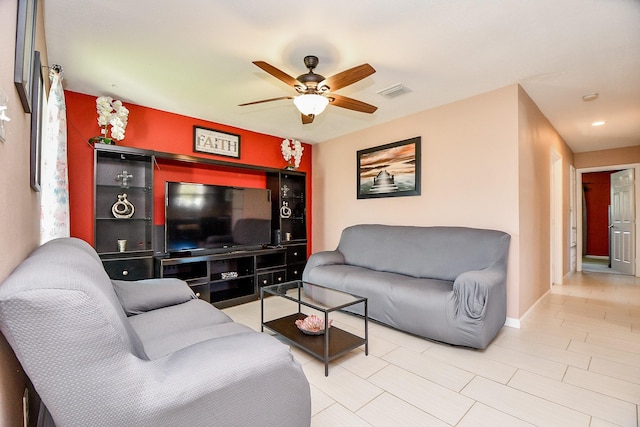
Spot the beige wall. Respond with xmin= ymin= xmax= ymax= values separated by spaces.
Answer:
xmin=313 ymin=85 xmax=522 ymax=317
xmin=0 ymin=0 xmax=48 ymax=425
xmin=312 ymin=84 xmax=574 ymax=321
xmin=574 ymin=145 xmax=640 ymax=169
xmin=517 ymin=86 xmax=574 ymax=316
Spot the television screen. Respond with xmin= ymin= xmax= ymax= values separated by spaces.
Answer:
xmin=165 ymin=182 xmax=271 ymax=253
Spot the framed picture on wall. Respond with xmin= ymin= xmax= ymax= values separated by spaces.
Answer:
xmin=30 ymin=51 xmax=44 ymax=191
xmin=193 ymin=126 xmax=241 ymax=159
xmin=14 ymin=0 xmax=38 ymax=113
xmin=357 ymin=136 xmax=421 ymax=199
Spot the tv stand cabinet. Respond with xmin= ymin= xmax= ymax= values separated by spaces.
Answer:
xmin=157 ymin=246 xmax=300 ymax=308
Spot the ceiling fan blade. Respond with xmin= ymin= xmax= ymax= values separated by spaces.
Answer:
xmin=252 ymin=61 xmax=299 ymax=87
xmin=301 ymin=113 xmax=314 ymax=124
xmin=323 ymin=64 xmax=376 ymax=91
xmin=329 ymin=94 xmax=377 ymax=114
xmin=238 ymin=96 xmax=293 ymax=107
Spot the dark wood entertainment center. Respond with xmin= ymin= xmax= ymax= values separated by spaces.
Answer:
xmin=94 ymin=144 xmax=307 ymax=308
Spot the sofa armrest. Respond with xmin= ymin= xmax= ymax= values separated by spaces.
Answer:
xmin=302 ymin=250 xmax=345 ymax=281
xmin=112 ymin=278 xmax=196 ymax=316
xmin=139 ymin=333 xmax=311 ymax=426
xmin=452 ymin=267 xmax=506 ymax=320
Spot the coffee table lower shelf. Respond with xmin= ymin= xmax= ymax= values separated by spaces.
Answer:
xmin=263 ymin=313 xmax=366 ymax=376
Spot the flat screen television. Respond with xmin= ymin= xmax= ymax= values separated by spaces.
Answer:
xmin=165 ymin=182 xmax=272 ymax=253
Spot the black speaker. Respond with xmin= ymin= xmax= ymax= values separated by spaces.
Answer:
xmin=274 ymin=229 xmax=281 ymax=246
xmin=153 ymin=225 xmax=165 ymax=255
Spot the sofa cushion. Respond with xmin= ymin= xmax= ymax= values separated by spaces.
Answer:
xmin=128 ymin=298 xmax=233 ymax=345
xmin=142 ymin=322 xmax=257 ymax=359
xmin=337 ymin=224 xmax=510 ymax=282
xmin=112 ymin=278 xmax=197 ymax=316
xmin=307 ymin=264 xmax=455 ymax=340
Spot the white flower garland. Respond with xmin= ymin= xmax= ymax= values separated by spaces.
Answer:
xmin=96 ymin=96 xmax=129 ymax=141
xmin=281 ymin=139 xmax=304 ymax=168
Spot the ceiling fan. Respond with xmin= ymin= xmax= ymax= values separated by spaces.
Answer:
xmin=239 ymin=55 xmax=377 ymax=124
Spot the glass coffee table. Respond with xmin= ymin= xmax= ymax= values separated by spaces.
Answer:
xmin=261 ymin=280 xmax=368 ymax=376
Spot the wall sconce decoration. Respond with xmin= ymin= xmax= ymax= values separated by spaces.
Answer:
xmin=0 ymin=89 xmax=10 ymax=143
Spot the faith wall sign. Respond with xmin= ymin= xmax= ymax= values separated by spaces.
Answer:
xmin=193 ymin=126 xmax=241 ymax=159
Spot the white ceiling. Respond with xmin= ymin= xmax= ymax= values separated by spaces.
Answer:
xmin=44 ymin=0 xmax=640 ymax=152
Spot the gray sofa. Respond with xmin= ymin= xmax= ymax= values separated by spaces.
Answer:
xmin=0 ymin=238 xmax=310 ymax=427
xmin=302 ymin=224 xmax=510 ymax=349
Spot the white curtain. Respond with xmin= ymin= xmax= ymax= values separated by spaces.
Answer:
xmin=40 ymin=67 xmax=70 ymax=243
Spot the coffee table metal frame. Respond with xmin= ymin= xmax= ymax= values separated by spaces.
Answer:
xmin=261 ymin=280 xmax=368 ymax=376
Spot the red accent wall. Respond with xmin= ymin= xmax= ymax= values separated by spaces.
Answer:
xmin=66 ymin=91 xmax=312 ymax=250
xmin=582 ymin=171 xmax=611 ymax=256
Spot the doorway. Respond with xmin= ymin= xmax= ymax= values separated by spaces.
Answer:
xmin=577 ymin=164 xmax=639 ymax=276
xmin=582 ymin=171 xmax=616 ymax=272
xmin=551 ymin=152 xmax=563 ymax=285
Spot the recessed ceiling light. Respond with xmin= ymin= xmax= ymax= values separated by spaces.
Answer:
xmin=582 ymin=93 xmax=599 ymax=102
xmin=592 ymin=120 xmax=606 ymax=126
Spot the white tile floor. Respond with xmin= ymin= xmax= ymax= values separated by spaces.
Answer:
xmin=223 ymin=272 xmax=640 ymax=426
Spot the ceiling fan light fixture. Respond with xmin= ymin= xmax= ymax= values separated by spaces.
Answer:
xmin=293 ymin=94 xmax=329 ymax=116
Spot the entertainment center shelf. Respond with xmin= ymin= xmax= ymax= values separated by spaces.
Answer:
xmin=93 ymin=144 xmax=308 ymax=308
xmin=157 ymin=247 xmax=294 ymax=308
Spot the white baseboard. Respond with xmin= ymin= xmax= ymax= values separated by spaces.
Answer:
xmin=584 ymin=255 xmax=609 ymax=260
xmin=504 ymin=287 xmax=553 ymax=330
xmin=504 ymin=317 xmax=520 ymax=329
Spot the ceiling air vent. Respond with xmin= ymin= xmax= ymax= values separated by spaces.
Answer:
xmin=377 ymin=83 xmax=411 ymax=99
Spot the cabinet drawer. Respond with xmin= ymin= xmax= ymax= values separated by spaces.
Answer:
xmin=286 ymin=264 xmax=304 ymax=281
xmin=103 ymin=257 xmax=154 ymax=280
xmin=257 ymin=269 xmax=287 ymax=287
xmin=286 ymin=245 xmax=307 ymax=263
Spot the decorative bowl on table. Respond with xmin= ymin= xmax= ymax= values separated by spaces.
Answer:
xmin=295 ymin=315 xmax=332 ymax=335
